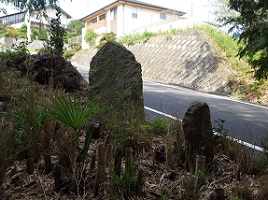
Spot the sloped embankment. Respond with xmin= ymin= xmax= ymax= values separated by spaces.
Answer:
xmin=71 ymin=30 xmax=231 ymax=94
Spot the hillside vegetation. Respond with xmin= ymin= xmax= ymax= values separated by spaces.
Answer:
xmin=116 ymin=25 xmax=268 ymax=105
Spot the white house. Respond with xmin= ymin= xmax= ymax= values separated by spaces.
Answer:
xmin=0 ymin=5 xmax=72 ymax=29
xmin=80 ymin=0 xmax=186 ymax=49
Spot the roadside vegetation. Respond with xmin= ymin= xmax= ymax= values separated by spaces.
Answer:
xmin=1 ymin=0 xmax=268 ymax=198
xmin=1 ymin=44 xmax=268 ymax=198
xmin=1 ymin=14 xmax=268 ymax=198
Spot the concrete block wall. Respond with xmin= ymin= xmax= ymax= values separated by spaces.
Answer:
xmin=71 ymin=30 xmax=231 ymax=94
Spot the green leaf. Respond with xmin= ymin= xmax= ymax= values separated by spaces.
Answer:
xmin=49 ymin=95 xmax=98 ymax=130
xmin=81 ymin=124 xmax=94 ymax=168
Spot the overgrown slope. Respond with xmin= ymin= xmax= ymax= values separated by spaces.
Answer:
xmin=116 ymin=25 xmax=268 ymax=105
xmin=194 ymin=25 xmax=268 ymax=105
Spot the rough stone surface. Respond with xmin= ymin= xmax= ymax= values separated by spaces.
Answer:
xmin=88 ymin=41 xmax=144 ymax=121
xmin=31 ymin=53 xmax=86 ymax=92
xmin=182 ymin=101 xmax=215 ymax=171
xmin=71 ymin=30 xmax=231 ymax=94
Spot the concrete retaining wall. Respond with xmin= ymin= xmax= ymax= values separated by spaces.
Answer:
xmin=0 ymin=37 xmax=44 ymax=49
xmin=71 ymin=30 xmax=231 ymax=94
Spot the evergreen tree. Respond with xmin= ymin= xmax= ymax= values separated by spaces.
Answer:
xmin=3 ymin=0 xmax=58 ymax=12
xmin=67 ymin=20 xmax=84 ymax=37
xmin=225 ymin=0 xmax=268 ymax=79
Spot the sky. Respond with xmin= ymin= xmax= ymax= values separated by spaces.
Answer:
xmin=1 ymin=0 xmax=215 ymax=23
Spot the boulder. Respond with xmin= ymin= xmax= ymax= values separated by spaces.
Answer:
xmin=30 ymin=53 xmax=86 ymax=92
xmin=182 ymin=101 xmax=215 ymax=171
xmin=88 ymin=41 xmax=144 ymax=122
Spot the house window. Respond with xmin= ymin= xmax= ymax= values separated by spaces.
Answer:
xmin=99 ymin=13 xmax=106 ymax=21
xmin=8 ymin=15 xmax=16 ymax=24
xmin=160 ymin=13 xmax=166 ymax=20
xmin=132 ymin=7 xmax=138 ymax=19
xmin=87 ymin=17 xmax=97 ymax=26
xmin=18 ymin=13 xmax=25 ymax=22
xmin=110 ymin=8 xmax=117 ymax=20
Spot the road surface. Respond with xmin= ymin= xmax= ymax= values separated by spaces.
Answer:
xmin=143 ymin=80 xmax=268 ymax=147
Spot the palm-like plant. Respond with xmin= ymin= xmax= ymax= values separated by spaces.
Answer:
xmin=50 ymin=94 xmax=105 ymax=195
xmin=50 ymin=95 xmax=97 ymax=130
xmin=50 ymin=95 xmax=102 ymax=165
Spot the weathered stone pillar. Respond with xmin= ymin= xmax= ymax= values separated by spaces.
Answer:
xmin=182 ymin=101 xmax=215 ymax=172
xmin=88 ymin=41 xmax=144 ymax=123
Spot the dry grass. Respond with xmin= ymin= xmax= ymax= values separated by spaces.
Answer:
xmin=1 ymin=51 xmax=268 ymax=199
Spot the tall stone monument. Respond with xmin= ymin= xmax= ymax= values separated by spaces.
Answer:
xmin=88 ymin=41 xmax=144 ymax=123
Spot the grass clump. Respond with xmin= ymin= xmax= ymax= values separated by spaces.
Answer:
xmin=140 ymin=117 xmax=168 ymax=134
xmin=117 ymin=30 xmax=159 ymax=45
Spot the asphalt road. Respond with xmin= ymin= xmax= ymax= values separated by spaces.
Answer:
xmin=143 ymin=80 xmax=268 ymax=147
xmin=75 ymin=65 xmax=268 ymax=147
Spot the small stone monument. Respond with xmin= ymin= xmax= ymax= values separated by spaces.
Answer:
xmin=182 ymin=101 xmax=215 ymax=172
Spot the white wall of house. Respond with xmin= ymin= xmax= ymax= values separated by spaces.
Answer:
xmin=117 ymin=5 xmax=169 ymax=37
xmin=45 ymin=7 xmax=69 ymax=28
xmin=82 ymin=27 xmax=89 ymax=49
xmin=106 ymin=10 xmax=111 ymax=33
xmin=81 ymin=4 xmax=187 ymax=49
xmin=12 ymin=22 xmax=24 ymax=28
xmin=30 ymin=7 xmax=69 ymax=28
xmin=132 ymin=18 xmax=195 ymax=35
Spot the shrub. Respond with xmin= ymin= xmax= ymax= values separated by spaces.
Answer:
xmin=62 ymin=41 xmax=81 ymax=58
xmin=4 ymin=27 xmax=20 ymax=38
xmin=140 ymin=117 xmax=167 ymax=134
xmin=37 ymin=25 xmax=48 ymax=41
xmin=0 ymin=41 xmax=31 ymax=75
xmin=84 ymin=29 xmax=98 ymax=46
xmin=96 ymin=32 xmax=116 ymax=49
xmin=31 ymin=28 xmax=38 ymax=40
xmin=18 ymin=23 xmax=27 ymax=38
xmin=69 ymin=42 xmax=81 ymax=51
xmin=116 ymin=30 xmax=157 ymax=45
xmin=62 ymin=49 xmax=76 ymax=58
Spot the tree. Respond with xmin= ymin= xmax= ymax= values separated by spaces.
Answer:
xmin=0 ymin=8 xmax=7 ymax=15
xmin=2 ymin=0 xmax=59 ymax=41
xmin=225 ymin=0 xmax=268 ymax=79
xmin=2 ymin=0 xmax=58 ymax=11
xmin=209 ymin=0 xmax=238 ymax=24
xmin=46 ymin=7 xmax=66 ymax=57
xmin=67 ymin=20 xmax=84 ymax=37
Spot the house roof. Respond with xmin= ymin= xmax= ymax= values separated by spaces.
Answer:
xmin=80 ymin=0 xmax=186 ymax=22
xmin=61 ymin=8 xmax=72 ymax=19
xmin=50 ymin=6 xmax=72 ymax=19
xmin=0 ymin=11 xmax=25 ymax=20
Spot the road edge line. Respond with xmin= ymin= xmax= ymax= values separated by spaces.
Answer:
xmin=144 ymin=106 xmax=265 ymax=152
